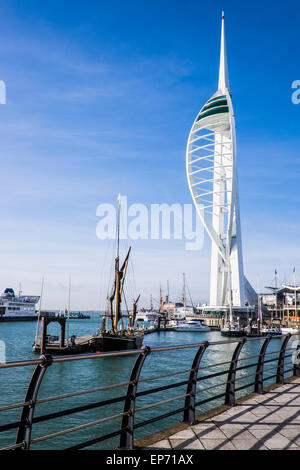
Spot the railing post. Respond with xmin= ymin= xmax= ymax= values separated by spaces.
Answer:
xmin=119 ymin=346 xmax=151 ymax=450
xmin=183 ymin=341 xmax=209 ymax=425
xmin=255 ymin=336 xmax=271 ymax=394
xmin=276 ymin=334 xmax=291 ymax=384
xmin=293 ymin=339 xmax=300 ymax=377
xmin=225 ymin=338 xmax=247 ymax=406
xmin=15 ymin=354 xmax=53 ymax=450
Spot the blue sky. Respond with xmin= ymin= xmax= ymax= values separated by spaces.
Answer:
xmin=0 ymin=0 xmax=299 ymax=309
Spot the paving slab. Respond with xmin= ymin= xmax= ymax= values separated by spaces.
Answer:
xmin=230 ymin=438 xmax=260 ymax=450
xmin=201 ymin=438 xmax=235 ymax=450
xmin=170 ymin=438 xmax=205 ymax=450
xmin=263 ymin=435 xmax=298 ymax=450
xmin=149 ymin=439 xmax=172 ymax=449
xmin=168 ymin=429 xmax=196 ymax=439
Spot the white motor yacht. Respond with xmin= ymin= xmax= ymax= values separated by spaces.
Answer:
xmin=261 ymin=326 xmax=282 ymax=336
xmin=281 ymin=326 xmax=300 ymax=334
xmin=173 ymin=319 xmax=210 ymax=332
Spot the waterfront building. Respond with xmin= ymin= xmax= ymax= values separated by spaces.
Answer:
xmin=262 ymin=285 xmax=300 ymax=325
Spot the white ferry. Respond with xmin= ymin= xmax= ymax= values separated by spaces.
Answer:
xmin=0 ymin=288 xmax=39 ymax=321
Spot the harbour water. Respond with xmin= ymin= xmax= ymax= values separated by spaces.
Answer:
xmin=0 ymin=315 xmax=295 ymax=449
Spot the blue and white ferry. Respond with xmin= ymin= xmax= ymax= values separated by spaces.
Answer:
xmin=0 ymin=288 xmax=39 ymax=321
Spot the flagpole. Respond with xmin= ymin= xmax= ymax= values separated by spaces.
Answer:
xmin=34 ymin=276 xmax=44 ymax=347
xmin=67 ymin=276 xmax=71 ymax=344
xmin=274 ymin=269 xmax=277 ymax=323
xmin=294 ymin=268 xmax=297 ymax=324
xmin=117 ymin=194 xmax=121 ymax=260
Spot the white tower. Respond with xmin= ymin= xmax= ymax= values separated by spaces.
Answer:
xmin=186 ymin=13 xmax=256 ymax=309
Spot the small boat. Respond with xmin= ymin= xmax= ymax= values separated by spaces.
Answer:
xmin=172 ymin=273 xmax=195 ymax=320
xmin=261 ymin=326 xmax=282 ymax=336
xmin=167 ymin=320 xmax=180 ymax=329
xmin=67 ymin=312 xmax=90 ymax=319
xmin=220 ymin=256 xmax=245 ymax=337
xmin=281 ymin=326 xmax=300 ymax=334
xmin=173 ymin=319 xmax=210 ymax=332
xmin=221 ymin=321 xmax=245 ymax=337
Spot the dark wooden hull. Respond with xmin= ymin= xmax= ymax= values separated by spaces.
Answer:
xmin=220 ymin=329 xmax=245 ymax=337
xmin=0 ymin=316 xmax=38 ymax=322
xmin=96 ymin=333 xmax=144 ymax=351
xmin=33 ymin=332 xmax=144 ymax=355
xmin=245 ymin=331 xmax=267 ymax=337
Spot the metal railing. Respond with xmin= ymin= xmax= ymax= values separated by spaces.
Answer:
xmin=0 ymin=334 xmax=299 ymax=450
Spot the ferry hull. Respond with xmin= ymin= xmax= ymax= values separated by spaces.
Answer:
xmin=0 ymin=315 xmax=38 ymax=322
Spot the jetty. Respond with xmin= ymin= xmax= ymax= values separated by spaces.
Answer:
xmin=33 ymin=313 xmax=94 ymax=354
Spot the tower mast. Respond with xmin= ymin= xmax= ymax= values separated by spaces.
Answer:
xmin=218 ymin=12 xmax=230 ymax=94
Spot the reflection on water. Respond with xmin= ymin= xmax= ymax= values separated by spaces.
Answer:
xmin=0 ymin=316 xmax=296 ymax=449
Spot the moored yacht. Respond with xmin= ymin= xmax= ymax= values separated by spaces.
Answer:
xmin=173 ymin=319 xmax=210 ymax=332
xmin=221 ymin=321 xmax=245 ymax=337
xmin=281 ymin=326 xmax=300 ymax=334
xmin=261 ymin=325 xmax=282 ymax=336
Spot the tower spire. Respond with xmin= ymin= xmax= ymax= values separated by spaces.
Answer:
xmin=218 ymin=11 xmax=230 ymax=93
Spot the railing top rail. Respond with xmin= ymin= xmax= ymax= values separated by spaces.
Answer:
xmin=0 ymin=334 xmax=298 ymax=369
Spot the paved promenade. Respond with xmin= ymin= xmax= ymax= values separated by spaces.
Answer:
xmin=145 ymin=378 xmax=300 ymax=450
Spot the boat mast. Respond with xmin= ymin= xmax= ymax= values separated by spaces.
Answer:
xmin=275 ymin=268 xmax=278 ymax=322
xmin=111 ymin=195 xmax=132 ymax=332
xmin=131 ymin=294 xmax=140 ymax=327
xmin=159 ymin=285 xmax=163 ymax=311
xmin=226 ymin=245 xmax=233 ymax=325
xmin=182 ymin=273 xmax=186 ymax=310
xmin=34 ymin=276 xmax=44 ymax=346
xmin=167 ymin=280 xmax=170 ymax=320
xmin=187 ymin=280 xmax=194 ymax=308
xmin=113 ymin=263 xmax=120 ymax=333
xmin=229 ymin=276 xmax=233 ymax=324
xmin=113 ymin=196 xmax=121 ymax=333
xmin=67 ymin=275 xmax=71 ymax=344
xmin=113 ymin=246 xmax=131 ymax=331
xmin=294 ymin=267 xmax=297 ymax=313
xmin=258 ymin=294 xmax=263 ymax=334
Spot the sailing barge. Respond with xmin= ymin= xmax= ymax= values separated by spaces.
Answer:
xmin=33 ymin=199 xmax=144 ymax=354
